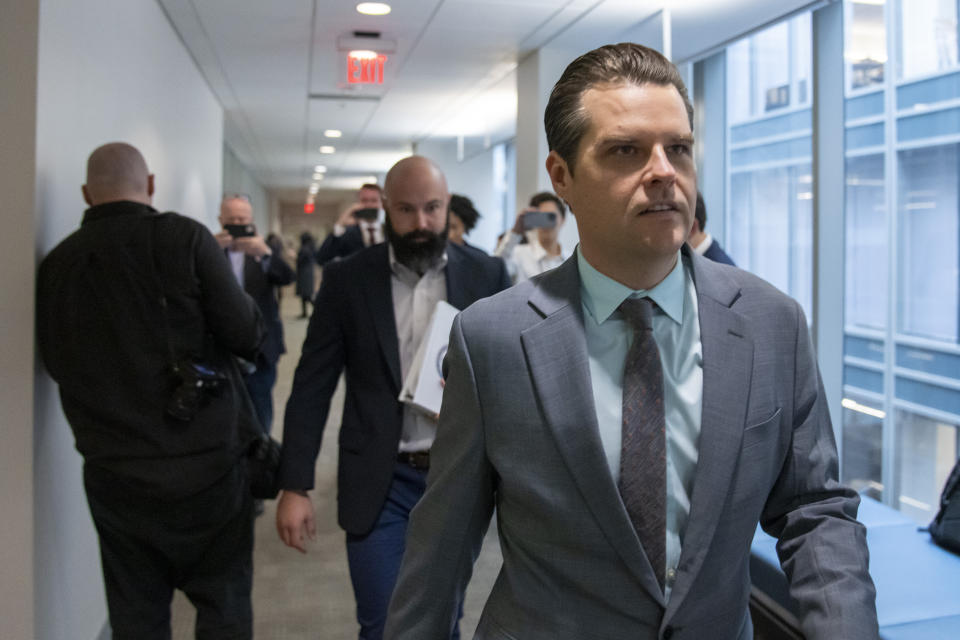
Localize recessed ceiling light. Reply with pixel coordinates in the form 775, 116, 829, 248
356, 2, 391, 16
312, 172, 325, 180
313, 165, 327, 173
324, 129, 343, 138
348, 50, 379, 60
319, 145, 335, 154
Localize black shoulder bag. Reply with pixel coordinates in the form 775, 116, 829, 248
147, 215, 281, 499
928, 458, 960, 554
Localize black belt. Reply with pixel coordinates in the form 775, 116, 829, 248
397, 450, 430, 471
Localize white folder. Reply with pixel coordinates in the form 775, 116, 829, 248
398, 300, 459, 416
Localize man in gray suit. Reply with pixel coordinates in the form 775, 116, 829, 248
384, 43, 878, 640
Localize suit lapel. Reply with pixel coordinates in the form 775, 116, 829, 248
360, 245, 402, 392
444, 245, 472, 310
521, 258, 667, 607
665, 252, 753, 620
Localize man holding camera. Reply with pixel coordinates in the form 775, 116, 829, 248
494, 191, 569, 283
315, 182, 384, 265
37, 142, 265, 639
217, 196, 295, 435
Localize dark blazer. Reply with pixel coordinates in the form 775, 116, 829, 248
386, 248, 877, 639
241, 253, 295, 364
703, 238, 736, 266
315, 225, 366, 265
279, 241, 511, 535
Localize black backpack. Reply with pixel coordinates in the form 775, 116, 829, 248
928, 458, 960, 554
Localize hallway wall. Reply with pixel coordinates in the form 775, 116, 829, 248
32, 0, 224, 638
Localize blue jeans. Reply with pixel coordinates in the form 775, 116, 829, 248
244, 359, 277, 434
346, 462, 462, 640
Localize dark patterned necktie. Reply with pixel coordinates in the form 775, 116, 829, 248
618, 296, 666, 588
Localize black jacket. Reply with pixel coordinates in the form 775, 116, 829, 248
279, 241, 511, 534
37, 201, 265, 499
239, 251, 295, 365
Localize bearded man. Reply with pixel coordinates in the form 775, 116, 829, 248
275, 156, 510, 640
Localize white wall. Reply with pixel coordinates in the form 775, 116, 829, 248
417, 138, 505, 254
0, 1, 39, 638
33, 0, 224, 638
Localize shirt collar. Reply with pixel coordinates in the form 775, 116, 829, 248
577, 246, 685, 326
692, 232, 713, 256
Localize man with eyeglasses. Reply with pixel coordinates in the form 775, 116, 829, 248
217, 195, 295, 436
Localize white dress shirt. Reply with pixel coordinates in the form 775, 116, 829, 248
494, 231, 567, 283
389, 245, 447, 452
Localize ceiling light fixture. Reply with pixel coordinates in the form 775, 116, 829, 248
348, 50, 378, 60
356, 2, 391, 16
324, 129, 343, 138
319, 145, 336, 154
312, 172, 325, 180
313, 165, 327, 173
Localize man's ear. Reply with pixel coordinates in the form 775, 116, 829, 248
81, 185, 93, 206
147, 174, 155, 198
545, 150, 571, 200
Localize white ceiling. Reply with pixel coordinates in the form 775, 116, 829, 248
159, 0, 823, 204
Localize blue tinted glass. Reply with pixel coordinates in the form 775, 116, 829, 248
896, 345, 960, 380
897, 377, 960, 415
897, 71, 960, 110
846, 92, 885, 120
730, 109, 811, 143
730, 137, 812, 166
845, 123, 885, 149
844, 365, 884, 393
845, 336, 885, 363
897, 107, 960, 142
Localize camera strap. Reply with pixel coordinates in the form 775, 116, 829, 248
146, 214, 179, 371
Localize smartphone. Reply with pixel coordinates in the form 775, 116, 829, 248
523, 210, 558, 230
354, 207, 380, 222
225, 223, 256, 238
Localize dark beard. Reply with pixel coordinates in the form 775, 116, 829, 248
384, 215, 448, 276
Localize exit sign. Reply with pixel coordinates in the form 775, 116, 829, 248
347, 53, 386, 84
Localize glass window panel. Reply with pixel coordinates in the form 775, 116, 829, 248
846, 0, 887, 91
845, 154, 887, 330
897, 144, 960, 342
755, 23, 792, 114
841, 395, 885, 501
727, 39, 752, 123
899, 0, 959, 79
792, 13, 813, 105
894, 409, 958, 524
727, 165, 813, 318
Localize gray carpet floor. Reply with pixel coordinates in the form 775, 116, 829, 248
171, 289, 503, 639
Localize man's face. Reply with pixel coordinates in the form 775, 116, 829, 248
358, 187, 382, 209
219, 198, 253, 227
548, 82, 696, 267
384, 173, 448, 238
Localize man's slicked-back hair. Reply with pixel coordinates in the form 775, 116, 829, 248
544, 42, 693, 174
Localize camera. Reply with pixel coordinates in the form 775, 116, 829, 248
522, 210, 557, 230
165, 360, 227, 422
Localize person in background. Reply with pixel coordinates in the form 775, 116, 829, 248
216, 196, 296, 435
447, 193, 484, 253
296, 231, 317, 318
316, 183, 384, 265
275, 156, 510, 640
37, 142, 263, 639
687, 191, 735, 266
494, 191, 570, 283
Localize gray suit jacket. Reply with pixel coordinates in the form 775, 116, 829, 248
385, 248, 878, 640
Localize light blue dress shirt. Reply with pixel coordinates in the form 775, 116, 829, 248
578, 248, 703, 599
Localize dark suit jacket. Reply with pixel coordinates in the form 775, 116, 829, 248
279, 241, 511, 535
703, 237, 736, 266
241, 253, 295, 365
315, 225, 366, 266
386, 248, 877, 639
